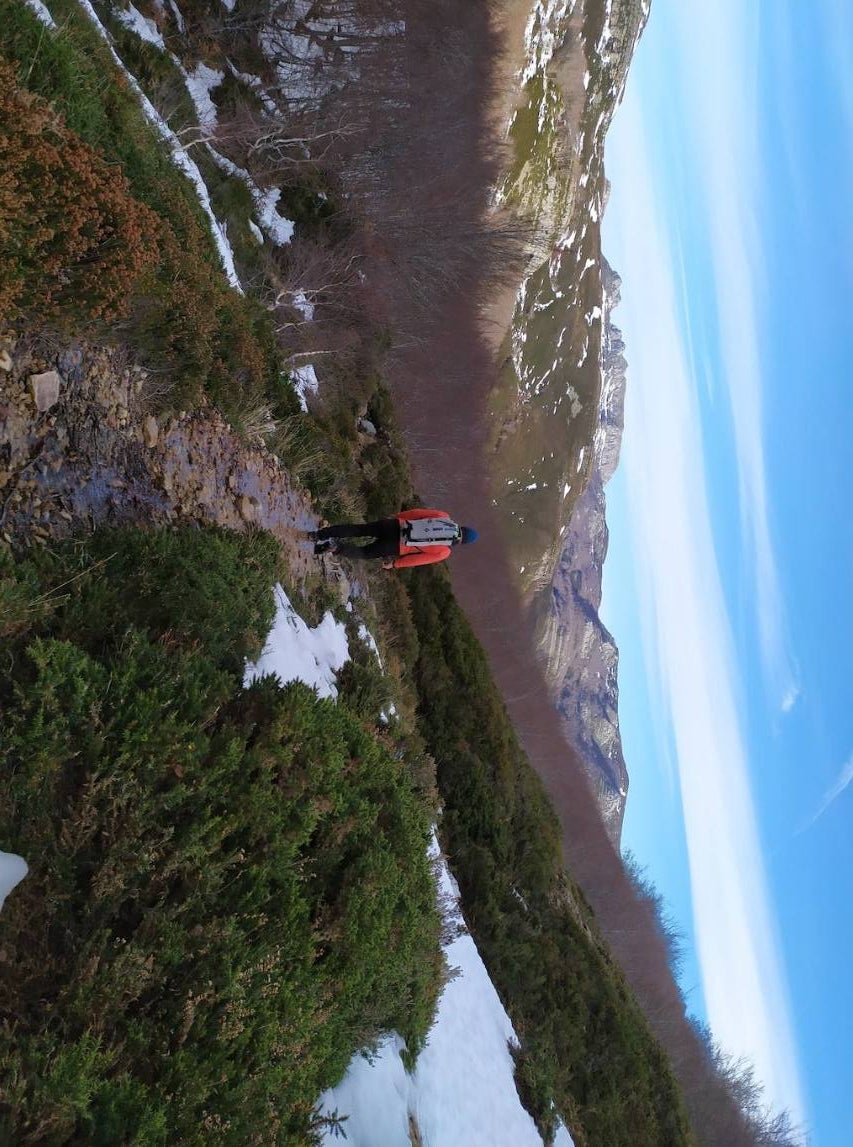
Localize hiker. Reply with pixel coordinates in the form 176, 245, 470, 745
313, 508, 478, 569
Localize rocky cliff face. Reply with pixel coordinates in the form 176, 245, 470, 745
490, 0, 649, 841
536, 259, 629, 843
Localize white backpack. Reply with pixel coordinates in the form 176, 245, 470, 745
403, 517, 461, 547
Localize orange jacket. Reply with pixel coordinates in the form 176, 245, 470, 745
392, 509, 454, 569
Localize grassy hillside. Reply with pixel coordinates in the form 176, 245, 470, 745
0, 528, 442, 1145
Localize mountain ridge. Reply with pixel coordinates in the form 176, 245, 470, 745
489, 0, 648, 840
534, 255, 629, 842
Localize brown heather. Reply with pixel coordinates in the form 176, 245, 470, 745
0, 59, 161, 324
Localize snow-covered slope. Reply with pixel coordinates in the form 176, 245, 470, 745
319, 842, 575, 1147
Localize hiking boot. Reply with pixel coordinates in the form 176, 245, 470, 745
314, 538, 338, 555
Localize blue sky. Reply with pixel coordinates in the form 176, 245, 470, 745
600, 2, 853, 1143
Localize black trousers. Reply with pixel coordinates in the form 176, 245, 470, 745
316, 518, 401, 560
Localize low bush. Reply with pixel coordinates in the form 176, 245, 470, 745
0, 58, 160, 324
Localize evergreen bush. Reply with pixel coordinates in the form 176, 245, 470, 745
0, 528, 442, 1145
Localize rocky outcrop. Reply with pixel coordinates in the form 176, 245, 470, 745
29, 370, 62, 413
0, 334, 326, 591
536, 260, 629, 843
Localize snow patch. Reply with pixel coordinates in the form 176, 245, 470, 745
244, 584, 349, 700
0, 852, 28, 912
378, 701, 398, 725
256, 4, 397, 108
522, 0, 573, 83
114, 3, 165, 49
576, 340, 588, 369
224, 59, 278, 114
357, 622, 382, 668
290, 365, 319, 412
167, 0, 185, 33
292, 291, 315, 322
23, 0, 55, 26
254, 187, 295, 246
319, 837, 573, 1146
597, 0, 614, 55
184, 61, 223, 128
76, 0, 243, 291
206, 150, 296, 248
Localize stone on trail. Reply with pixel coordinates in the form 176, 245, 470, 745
142, 415, 159, 448
29, 371, 62, 412
239, 494, 259, 522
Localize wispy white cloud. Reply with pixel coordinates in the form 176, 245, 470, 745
661, 1, 798, 713
603, 53, 806, 1128
797, 755, 853, 834
781, 684, 800, 714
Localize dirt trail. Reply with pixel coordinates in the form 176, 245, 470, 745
0, 333, 330, 589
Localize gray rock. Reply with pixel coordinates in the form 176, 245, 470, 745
358, 417, 377, 437
29, 371, 62, 412
0, 349, 12, 372
239, 494, 258, 522
142, 415, 159, 448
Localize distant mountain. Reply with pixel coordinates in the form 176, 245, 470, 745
534, 258, 629, 843
490, 0, 649, 842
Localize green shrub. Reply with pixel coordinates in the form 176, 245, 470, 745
359, 401, 412, 520
0, 528, 442, 1145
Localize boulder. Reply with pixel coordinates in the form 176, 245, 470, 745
29, 371, 62, 412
